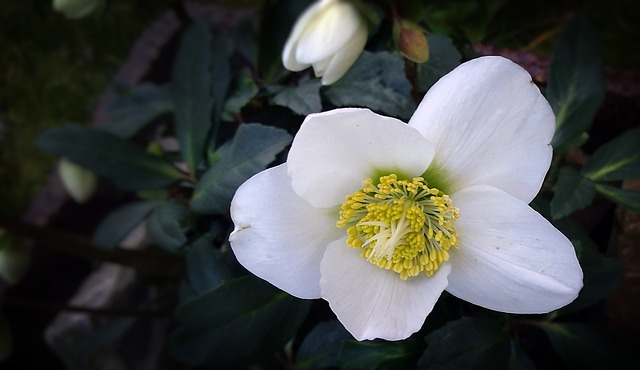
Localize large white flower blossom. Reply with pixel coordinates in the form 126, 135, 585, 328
282, 0, 368, 85
229, 56, 583, 341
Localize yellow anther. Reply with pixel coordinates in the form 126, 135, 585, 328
337, 173, 459, 280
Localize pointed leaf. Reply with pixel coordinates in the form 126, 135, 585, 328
547, 16, 605, 152
272, 78, 322, 116
583, 126, 640, 181
190, 123, 292, 215
323, 51, 416, 120
146, 201, 191, 252
222, 68, 259, 121
185, 234, 232, 295
550, 166, 596, 219
595, 184, 640, 212
36, 124, 183, 190
92, 201, 160, 249
103, 83, 173, 139
172, 20, 232, 172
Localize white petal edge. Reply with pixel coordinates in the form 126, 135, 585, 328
229, 164, 343, 299
294, 1, 363, 65
318, 23, 368, 85
287, 108, 435, 208
282, 0, 330, 71
446, 185, 583, 313
409, 56, 555, 203
320, 238, 451, 341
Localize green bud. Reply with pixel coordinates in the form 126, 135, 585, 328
393, 18, 430, 64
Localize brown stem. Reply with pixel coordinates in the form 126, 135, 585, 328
0, 215, 184, 278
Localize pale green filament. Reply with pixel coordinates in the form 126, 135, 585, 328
337, 174, 459, 280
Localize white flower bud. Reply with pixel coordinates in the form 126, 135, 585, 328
282, 0, 368, 85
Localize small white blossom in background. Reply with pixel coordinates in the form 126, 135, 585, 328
53, 0, 104, 19
229, 56, 583, 341
282, 0, 368, 85
59, 158, 97, 203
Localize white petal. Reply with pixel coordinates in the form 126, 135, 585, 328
447, 185, 583, 313
295, 1, 363, 65
320, 238, 451, 340
229, 164, 343, 299
409, 56, 555, 203
287, 108, 435, 208
318, 23, 368, 85
282, 0, 329, 71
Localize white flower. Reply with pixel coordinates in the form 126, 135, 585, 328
229, 56, 583, 341
282, 0, 368, 85
53, 0, 104, 19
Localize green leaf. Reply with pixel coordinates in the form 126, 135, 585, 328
222, 68, 259, 121
540, 323, 616, 369
418, 316, 510, 370
272, 78, 322, 116
170, 275, 310, 367
295, 320, 351, 370
582, 126, 640, 181
172, 20, 232, 172
417, 34, 462, 92
146, 201, 190, 251
547, 16, 605, 152
340, 337, 424, 370
191, 123, 292, 215
103, 83, 173, 139
508, 340, 536, 370
91, 201, 160, 249
595, 184, 640, 212
185, 234, 232, 295
323, 51, 416, 120
562, 254, 623, 313
550, 166, 596, 219
36, 124, 183, 190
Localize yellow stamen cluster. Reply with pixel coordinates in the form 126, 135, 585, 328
337, 174, 459, 280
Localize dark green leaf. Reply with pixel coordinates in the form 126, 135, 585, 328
170, 276, 310, 367
417, 34, 462, 92
92, 201, 160, 249
172, 20, 232, 172
103, 83, 173, 139
296, 320, 351, 370
582, 126, 640, 181
508, 340, 536, 370
185, 234, 232, 295
540, 323, 616, 369
36, 124, 183, 190
272, 78, 322, 116
550, 166, 596, 219
562, 254, 623, 313
222, 68, 259, 121
146, 201, 190, 251
323, 51, 416, 120
595, 184, 640, 212
340, 336, 424, 370
191, 123, 292, 215
547, 16, 605, 152
74, 317, 136, 361
418, 316, 509, 370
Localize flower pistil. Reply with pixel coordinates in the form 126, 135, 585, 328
338, 174, 459, 280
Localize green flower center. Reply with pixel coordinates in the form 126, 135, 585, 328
337, 174, 459, 280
